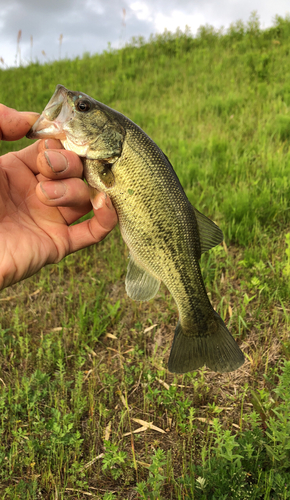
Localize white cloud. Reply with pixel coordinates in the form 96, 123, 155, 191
130, 1, 153, 21
85, 0, 105, 16
154, 10, 207, 33
1, 0, 290, 68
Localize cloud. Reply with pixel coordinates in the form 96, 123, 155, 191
130, 1, 154, 22
0, 0, 290, 68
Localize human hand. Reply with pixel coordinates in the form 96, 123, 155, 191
0, 104, 118, 291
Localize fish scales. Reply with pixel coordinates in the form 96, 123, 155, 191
86, 118, 211, 327
27, 85, 245, 374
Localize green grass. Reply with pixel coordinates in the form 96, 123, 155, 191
1, 11, 290, 499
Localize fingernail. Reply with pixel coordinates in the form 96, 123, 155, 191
19, 111, 40, 126
45, 139, 63, 150
44, 151, 68, 173
40, 181, 67, 199
105, 195, 114, 210
92, 192, 106, 210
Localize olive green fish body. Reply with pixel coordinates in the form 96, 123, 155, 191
27, 85, 244, 374
85, 120, 212, 323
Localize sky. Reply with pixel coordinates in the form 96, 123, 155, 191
0, 0, 290, 68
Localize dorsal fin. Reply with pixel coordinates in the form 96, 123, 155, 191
193, 207, 223, 253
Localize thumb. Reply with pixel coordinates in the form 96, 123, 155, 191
0, 104, 39, 141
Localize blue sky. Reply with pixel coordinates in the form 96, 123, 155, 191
0, 0, 289, 68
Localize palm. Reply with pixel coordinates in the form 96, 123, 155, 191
0, 152, 71, 288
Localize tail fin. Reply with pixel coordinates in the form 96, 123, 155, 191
168, 315, 244, 374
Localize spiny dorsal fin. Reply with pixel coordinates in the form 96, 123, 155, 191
125, 255, 161, 301
193, 207, 223, 253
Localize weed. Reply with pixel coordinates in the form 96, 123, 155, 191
102, 441, 130, 481
135, 448, 167, 499
1, 12, 290, 499
283, 233, 290, 278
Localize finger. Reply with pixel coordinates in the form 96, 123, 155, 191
51, 191, 117, 227
37, 149, 84, 180
13, 140, 42, 174
16, 138, 65, 175
38, 138, 64, 152
66, 197, 118, 253
91, 192, 118, 231
36, 176, 118, 229
0, 104, 39, 141
36, 177, 92, 211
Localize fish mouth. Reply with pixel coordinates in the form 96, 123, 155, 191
27, 85, 73, 140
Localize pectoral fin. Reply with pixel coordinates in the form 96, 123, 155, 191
125, 255, 161, 301
193, 207, 223, 253
83, 158, 115, 189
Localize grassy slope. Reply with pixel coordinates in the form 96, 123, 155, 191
1, 13, 290, 499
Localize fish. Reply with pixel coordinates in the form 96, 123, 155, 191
27, 84, 244, 374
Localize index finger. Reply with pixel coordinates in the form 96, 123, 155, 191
0, 103, 39, 141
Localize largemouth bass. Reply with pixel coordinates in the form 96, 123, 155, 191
27, 85, 244, 373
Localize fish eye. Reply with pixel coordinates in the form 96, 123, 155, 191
76, 100, 91, 112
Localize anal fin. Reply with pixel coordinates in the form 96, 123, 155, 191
125, 255, 161, 301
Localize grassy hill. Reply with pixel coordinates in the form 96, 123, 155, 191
1, 12, 290, 499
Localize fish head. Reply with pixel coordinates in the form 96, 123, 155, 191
27, 84, 124, 159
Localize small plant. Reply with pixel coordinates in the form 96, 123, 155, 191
283, 233, 290, 278
135, 448, 167, 499
263, 361, 290, 468
102, 493, 116, 500
177, 362, 290, 499
3, 13, 290, 498
102, 441, 128, 480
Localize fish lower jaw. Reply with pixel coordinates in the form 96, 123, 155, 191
44, 126, 67, 140
61, 138, 89, 157
27, 120, 67, 140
